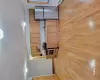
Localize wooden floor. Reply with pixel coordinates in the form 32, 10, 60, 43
32, 75, 59, 80
54, 0, 100, 80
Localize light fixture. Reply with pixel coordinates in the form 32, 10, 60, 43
0, 29, 4, 40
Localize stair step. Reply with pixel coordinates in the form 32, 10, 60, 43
32, 75, 59, 80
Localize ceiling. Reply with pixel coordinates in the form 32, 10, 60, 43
22, 0, 59, 9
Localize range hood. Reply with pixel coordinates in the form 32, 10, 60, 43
27, 0, 49, 4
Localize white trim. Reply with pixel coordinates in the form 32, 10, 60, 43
32, 74, 55, 78
28, 0, 48, 3
28, 77, 32, 80
40, 21, 46, 56
25, 8, 33, 60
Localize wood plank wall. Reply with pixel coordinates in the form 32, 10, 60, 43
46, 20, 59, 48
54, 0, 100, 80
29, 9, 40, 57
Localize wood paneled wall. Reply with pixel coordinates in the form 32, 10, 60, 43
54, 0, 100, 80
29, 9, 40, 57
46, 20, 59, 48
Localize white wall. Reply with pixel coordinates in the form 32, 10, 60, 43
24, 8, 53, 78
28, 58, 52, 77
22, 0, 59, 9
0, 0, 28, 80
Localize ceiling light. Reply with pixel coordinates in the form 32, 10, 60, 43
0, 29, 4, 40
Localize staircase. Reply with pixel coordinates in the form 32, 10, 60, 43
29, 9, 41, 57
29, 9, 59, 58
